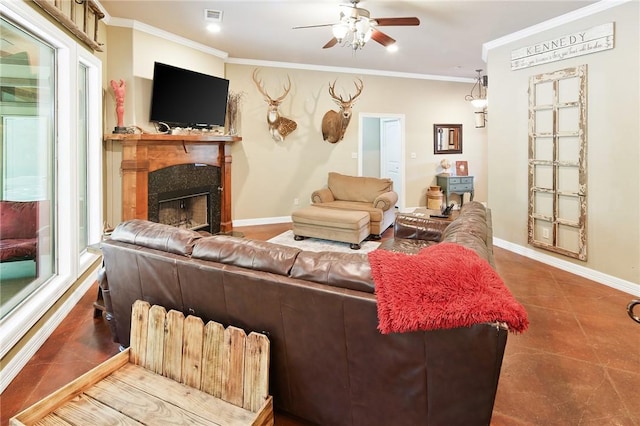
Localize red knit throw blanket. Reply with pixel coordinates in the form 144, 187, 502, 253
368, 243, 529, 334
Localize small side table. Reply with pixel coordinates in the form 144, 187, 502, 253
437, 174, 474, 206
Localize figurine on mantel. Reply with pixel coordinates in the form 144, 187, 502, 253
110, 79, 127, 134
439, 158, 452, 175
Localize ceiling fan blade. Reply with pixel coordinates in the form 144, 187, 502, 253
323, 37, 339, 49
373, 17, 420, 26
292, 23, 335, 29
371, 29, 396, 47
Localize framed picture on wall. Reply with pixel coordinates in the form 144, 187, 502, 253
456, 161, 468, 176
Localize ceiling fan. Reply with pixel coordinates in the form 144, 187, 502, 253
293, 0, 420, 50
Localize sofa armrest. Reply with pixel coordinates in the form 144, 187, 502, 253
311, 188, 335, 204
373, 191, 398, 211
394, 214, 450, 242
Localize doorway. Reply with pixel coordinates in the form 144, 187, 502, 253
358, 113, 405, 209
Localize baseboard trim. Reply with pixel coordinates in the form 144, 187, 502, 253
493, 238, 639, 297
233, 216, 292, 227
232, 208, 421, 228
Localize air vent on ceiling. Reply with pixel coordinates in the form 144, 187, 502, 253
204, 9, 223, 22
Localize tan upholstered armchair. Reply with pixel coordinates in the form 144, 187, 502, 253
311, 172, 398, 238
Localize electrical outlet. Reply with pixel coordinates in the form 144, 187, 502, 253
351, 152, 358, 159
542, 228, 550, 239
410, 152, 417, 159
294, 198, 299, 206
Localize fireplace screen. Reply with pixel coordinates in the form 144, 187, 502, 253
148, 164, 221, 234
158, 192, 209, 231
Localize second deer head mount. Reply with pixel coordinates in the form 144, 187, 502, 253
321, 78, 364, 143
252, 68, 297, 142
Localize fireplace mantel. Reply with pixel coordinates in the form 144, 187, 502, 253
104, 133, 241, 233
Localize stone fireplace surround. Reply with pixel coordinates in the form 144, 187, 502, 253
148, 164, 220, 233
104, 134, 241, 233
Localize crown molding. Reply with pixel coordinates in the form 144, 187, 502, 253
482, 0, 631, 61
101, 13, 471, 83
226, 57, 474, 83
106, 17, 228, 59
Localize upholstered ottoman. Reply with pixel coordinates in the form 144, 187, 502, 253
291, 206, 370, 250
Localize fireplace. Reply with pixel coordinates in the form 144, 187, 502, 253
158, 192, 209, 231
148, 164, 221, 234
104, 133, 241, 233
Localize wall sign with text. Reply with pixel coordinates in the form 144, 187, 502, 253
511, 23, 614, 70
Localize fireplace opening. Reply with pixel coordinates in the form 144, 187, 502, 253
148, 164, 221, 234
158, 192, 209, 231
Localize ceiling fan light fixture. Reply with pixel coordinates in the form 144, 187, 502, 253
363, 28, 373, 43
355, 17, 369, 34
386, 43, 398, 53
332, 23, 349, 41
295, 0, 419, 52
356, 20, 372, 44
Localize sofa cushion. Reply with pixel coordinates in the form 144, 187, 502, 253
441, 202, 489, 244
290, 251, 375, 293
0, 239, 37, 261
328, 172, 393, 203
378, 238, 439, 254
0, 201, 37, 239
193, 235, 301, 276
459, 200, 487, 218
111, 219, 202, 256
440, 201, 491, 263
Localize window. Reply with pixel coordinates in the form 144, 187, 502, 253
0, 17, 56, 317
0, 1, 103, 392
78, 64, 89, 252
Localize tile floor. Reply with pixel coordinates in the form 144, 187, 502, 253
1, 223, 638, 425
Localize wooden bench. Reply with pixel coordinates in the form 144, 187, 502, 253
11, 300, 273, 426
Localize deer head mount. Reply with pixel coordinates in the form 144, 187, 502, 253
252, 68, 297, 142
321, 78, 364, 143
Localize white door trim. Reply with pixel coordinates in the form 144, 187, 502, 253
358, 112, 406, 209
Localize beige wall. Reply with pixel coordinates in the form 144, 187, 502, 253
486, 1, 639, 286
104, 26, 134, 131
101, 22, 488, 224
102, 27, 226, 226
225, 64, 487, 221
104, 27, 225, 132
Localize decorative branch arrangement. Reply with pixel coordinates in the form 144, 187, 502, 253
226, 91, 244, 135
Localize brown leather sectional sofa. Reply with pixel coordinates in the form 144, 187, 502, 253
99, 201, 507, 425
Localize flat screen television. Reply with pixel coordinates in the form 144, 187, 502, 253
149, 62, 229, 129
